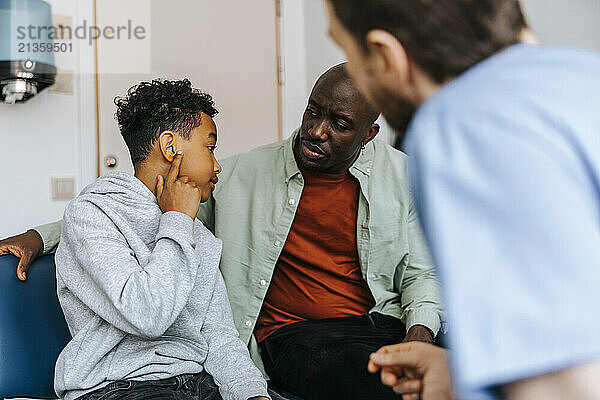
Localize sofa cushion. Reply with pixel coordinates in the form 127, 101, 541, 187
0, 255, 71, 398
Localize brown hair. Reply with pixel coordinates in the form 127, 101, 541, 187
329, 0, 527, 83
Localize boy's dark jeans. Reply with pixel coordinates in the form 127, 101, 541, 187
76, 371, 288, 400
260, 313, 408, 400
75, 372, 220, 400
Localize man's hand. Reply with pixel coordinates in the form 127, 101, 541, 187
368, 342, 453, 400
385, 325, 435, 399
0, 229, 44, 281
404, 325, 434, 344
156, 152, 203, 220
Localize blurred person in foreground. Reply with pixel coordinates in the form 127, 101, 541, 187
326, 0, 600, 399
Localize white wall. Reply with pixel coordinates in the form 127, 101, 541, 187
279, 0, 307, 138
521, 0, 600, 52
302, 0, 346, 95
0, 0, 96, 238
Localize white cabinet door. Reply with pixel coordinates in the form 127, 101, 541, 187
96, 0, 280, 175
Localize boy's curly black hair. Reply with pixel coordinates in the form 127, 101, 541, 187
114, 79, 218, 166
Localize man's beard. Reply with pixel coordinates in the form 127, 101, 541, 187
294, 136, 328, 172
297, 156, 325, 171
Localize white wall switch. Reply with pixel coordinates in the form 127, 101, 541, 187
51, 177, 75, 201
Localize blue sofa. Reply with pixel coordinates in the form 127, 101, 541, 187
0, 254, 70, 399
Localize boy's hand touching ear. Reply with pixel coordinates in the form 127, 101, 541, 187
156, 152, 202, 220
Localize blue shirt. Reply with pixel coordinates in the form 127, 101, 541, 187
405, 44, 600, 398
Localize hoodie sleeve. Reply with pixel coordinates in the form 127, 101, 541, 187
201, 271, 270, 400
57, 198, 200, 339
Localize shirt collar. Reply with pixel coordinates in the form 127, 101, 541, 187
283, 128, 375, 183
283, 129, 302, 182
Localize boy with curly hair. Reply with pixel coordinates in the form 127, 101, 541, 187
53, 79, 272, 400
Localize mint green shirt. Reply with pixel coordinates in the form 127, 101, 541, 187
36, 131, 445, 375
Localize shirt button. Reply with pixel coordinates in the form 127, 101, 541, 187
245, 320, 252, 327
366, 168, 371, 173
274, 240, 282, 247
289, 198, 296, 206
260, 279, 267, 286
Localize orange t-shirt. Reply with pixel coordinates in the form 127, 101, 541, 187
255, 167, 375, 343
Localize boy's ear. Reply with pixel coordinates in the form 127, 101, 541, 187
158, 131, 177, 162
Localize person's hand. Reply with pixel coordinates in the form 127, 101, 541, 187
404, 325, 434, 344
368, 342, 453, 400
156, 152, 203, 220
384, 325, 435, 399
0, 229, 44, 281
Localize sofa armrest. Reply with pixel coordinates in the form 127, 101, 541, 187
0, 254, 71, 398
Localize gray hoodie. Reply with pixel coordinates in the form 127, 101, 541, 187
54, 172, 269, 400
